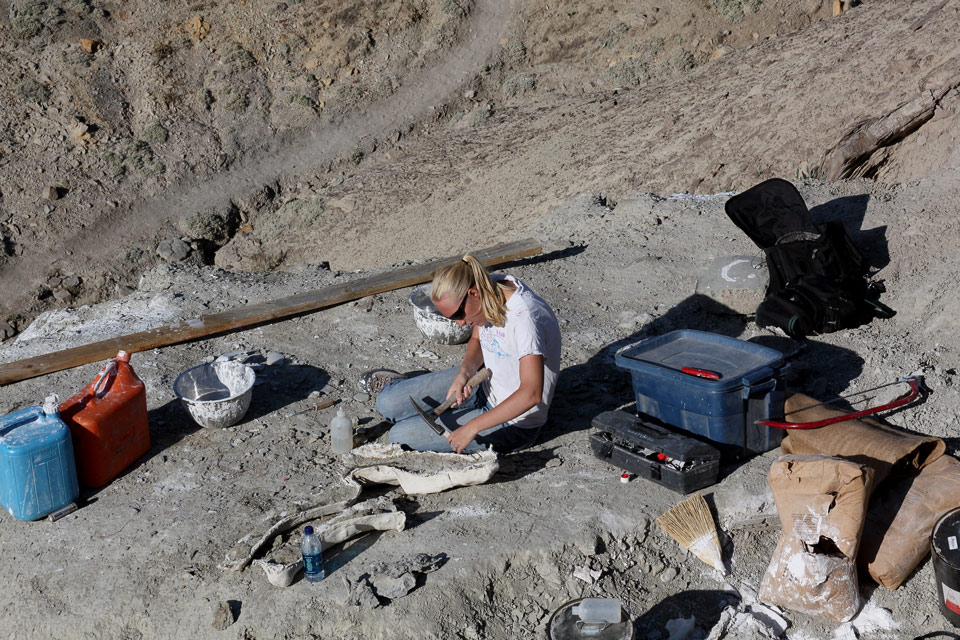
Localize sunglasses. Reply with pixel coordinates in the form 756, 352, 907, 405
444, 292, 469, 321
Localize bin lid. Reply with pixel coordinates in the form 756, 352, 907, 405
616, 330, 784, 383
932, 507, 960, 570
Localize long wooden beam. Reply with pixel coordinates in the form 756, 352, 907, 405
0, 238, 542, 386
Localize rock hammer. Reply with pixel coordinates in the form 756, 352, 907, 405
408, 369, 492, 436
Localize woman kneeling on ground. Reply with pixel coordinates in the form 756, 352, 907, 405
367, 255, 561, 454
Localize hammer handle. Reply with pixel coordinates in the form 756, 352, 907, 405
434, 368, 491, 415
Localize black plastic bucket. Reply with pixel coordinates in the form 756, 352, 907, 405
931, 506, 960, 627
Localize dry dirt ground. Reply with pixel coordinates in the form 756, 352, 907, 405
3, 1, 960, 639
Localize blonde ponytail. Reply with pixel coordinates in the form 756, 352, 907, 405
430, 255, 510, 327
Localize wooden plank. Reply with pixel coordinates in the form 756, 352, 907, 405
0, 238, 542, 386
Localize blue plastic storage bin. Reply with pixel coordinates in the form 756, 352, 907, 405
615, 330, 789, 454
0, 406, 79, 521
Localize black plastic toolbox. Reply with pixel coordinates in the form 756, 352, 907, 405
590, 410, 721, 494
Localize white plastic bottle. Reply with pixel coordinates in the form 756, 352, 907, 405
301, 525, 325, 582
330, 407, 353, 454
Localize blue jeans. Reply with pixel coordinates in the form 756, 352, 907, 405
377, 366, 541, 454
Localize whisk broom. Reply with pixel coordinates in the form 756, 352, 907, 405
655, 493, 726, 573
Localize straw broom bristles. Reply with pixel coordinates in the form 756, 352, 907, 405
656, 493, 726, 573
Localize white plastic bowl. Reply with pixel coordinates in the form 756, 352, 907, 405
173, 360, 255, 428
408, 285, 472, 345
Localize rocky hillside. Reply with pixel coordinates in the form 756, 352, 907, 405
1, 0, 958, 340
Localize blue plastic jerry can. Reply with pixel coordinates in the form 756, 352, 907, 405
0, 400, 80, 521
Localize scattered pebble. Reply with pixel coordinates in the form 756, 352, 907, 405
265, 351, 285, 365
573, 565, 601, 584
157, 238, 191, 263
353, 392, 370, 402
660, 566, 679, 583
414, 349, 439, 360
0, 319, 16, 339
79, 38, 101, 54
211, 600, 236, 630
53, 289, 74, 303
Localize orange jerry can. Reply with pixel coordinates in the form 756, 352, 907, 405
59, 350, 151, 488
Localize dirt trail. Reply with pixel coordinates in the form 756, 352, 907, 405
0, 0, 517, 324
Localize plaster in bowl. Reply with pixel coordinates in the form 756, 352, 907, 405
408, 285, 472, 345
173, 360, 255, 428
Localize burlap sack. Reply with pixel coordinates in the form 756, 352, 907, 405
759, 455, 872, 623
859, 454, 960, 589
781, 392, 944, 486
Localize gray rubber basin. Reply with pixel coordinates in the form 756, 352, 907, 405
173, 360, 255, 428
408, 285, 472, 345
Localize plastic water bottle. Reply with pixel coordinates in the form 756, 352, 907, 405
572, 598, 621, 636
330, 407, 353, 454
301, 525, 325, 582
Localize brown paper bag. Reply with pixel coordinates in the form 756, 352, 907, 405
859, 454, 960, 589
759, 455, 872, 622
781, 392, 944, 486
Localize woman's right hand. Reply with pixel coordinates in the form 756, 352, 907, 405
446, 369, 474, 407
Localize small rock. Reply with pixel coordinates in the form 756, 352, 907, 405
78, 38, 101, 54
53, 288, 74, 303
156, 237, 191, 262
308, 390, 322, 398
265, 351, 285, 366
574, 532, 602, 557
370, 572, 417, 599
186, 14, 210, 41
660, 566, 679, 583
573, 565, 601, 584
353, 392, 370, 402
62, 275, 81, 290
464, 89, 476, 99
413, 349, 439, 360
211, 600, 236, 630
42, 185, 59, 201
342, 575, 382, 609
0, 319, 16, 339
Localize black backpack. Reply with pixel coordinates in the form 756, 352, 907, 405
724, 178, 893, 338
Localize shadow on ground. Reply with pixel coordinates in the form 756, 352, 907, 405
539, 293, 867, 478
634, 589, 740, 636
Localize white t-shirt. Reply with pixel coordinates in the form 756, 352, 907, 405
478, 275, 561, 428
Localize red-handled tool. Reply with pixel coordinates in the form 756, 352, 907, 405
757, 375, 924, 430
681, 367, 721, 380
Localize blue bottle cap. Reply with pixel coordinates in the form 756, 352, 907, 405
304, 525, 314, 535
